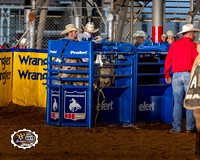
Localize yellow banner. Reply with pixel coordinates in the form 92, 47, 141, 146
12, 51, 47, 107
0, 51, 12, 106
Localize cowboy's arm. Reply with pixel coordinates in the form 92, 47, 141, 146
164, 46, 173, 83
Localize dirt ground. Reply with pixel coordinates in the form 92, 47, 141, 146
0, 103, 196, 160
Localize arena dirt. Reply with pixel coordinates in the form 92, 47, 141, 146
0, 103, 196, 160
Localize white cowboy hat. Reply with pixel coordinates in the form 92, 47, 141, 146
161, 30, 176, 42
60, 24, 82, 35
84, 22, 99, 33
133, 31, 147, 39
177, 24, 200, 35
17, 38, 27, 45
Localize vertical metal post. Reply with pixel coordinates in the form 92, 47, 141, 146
72, 1, 82, 31
30, 0, 36, 49
190, 0, 194, 24
152, 0, 163, 43
107, 14, 114, 42
130, 0, 134, 44
24, 0, 31, 48
74, 16, 81, 31
36, 0, 49, 49
163, 0, 166, 36
190, 0, 194, 12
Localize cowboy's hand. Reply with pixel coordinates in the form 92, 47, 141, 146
165, 78, 172, 84
197, 44, 200, 53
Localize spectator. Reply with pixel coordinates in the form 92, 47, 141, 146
161, 30, 177, 44
164, 24, 200, 134
78, 21, 99, 42
133, 30, 147, 46
60, 24, 81, 40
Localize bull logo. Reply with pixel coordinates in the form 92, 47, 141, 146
69, 98, 81, 112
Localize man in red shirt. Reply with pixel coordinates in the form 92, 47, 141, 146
164, 24, 200, 133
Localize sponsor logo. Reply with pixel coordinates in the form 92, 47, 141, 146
19, 55, 47, 66
0, 56, 11, 70
0, 56, 11, 85
18, 70, 47, 80
11, 129, 38, 149
18, 55, 47, 80
50, 50, 57, 54
100, 100, 114, 111
64, 91, 86, 121
70, 51, 88, 54
139, 101, 155, 111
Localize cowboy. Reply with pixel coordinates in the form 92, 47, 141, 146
78, 22, 99, 62
60, 24, 82, 40
52, 24, 81, 85
164, 24, 200, 134
133, 30, 147, 46
161, 30, 177, 44
77, 22, 99, 42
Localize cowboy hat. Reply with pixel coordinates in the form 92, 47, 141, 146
60, 24, 82, 35
133, 31, 147, 39
17, 38, 27, 45
177, 24, 200, 35
161, 30, 176, 42
84, 22, 99, 33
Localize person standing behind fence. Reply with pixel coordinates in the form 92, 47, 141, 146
161, 30, 177, 44
52, 24, 81, 85
133, 30, 147, 46
78, 22, 99, 62
164, 24, 200, 134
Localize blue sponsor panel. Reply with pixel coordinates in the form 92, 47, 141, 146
94, 88, 131, 124
61, 87, 88, 126
48, 40, 68, 57
46, 86, 60, 126
137, 85, 173, 123
62, 41, 90, 58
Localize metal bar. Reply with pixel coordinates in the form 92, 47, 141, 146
94, 74, 131, 77
93, 2, 107, 28
29, 0, 36, 49
14, 28, 29, 48
59, 71, 89, 74
130, 0, 134, 44
137, 73, 165, 76
190, 0, 194, 12
123, 2, 147, 42
36, 0, 49, 49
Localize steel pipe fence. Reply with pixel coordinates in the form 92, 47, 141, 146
0, 8, 199, 49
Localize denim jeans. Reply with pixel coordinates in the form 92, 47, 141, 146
172, 72, 194, 131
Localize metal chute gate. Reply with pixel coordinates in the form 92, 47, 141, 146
135, 41, 173, 123
46, 40, 136, 128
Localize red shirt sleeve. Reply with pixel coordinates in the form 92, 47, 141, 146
164, 45, 173, 79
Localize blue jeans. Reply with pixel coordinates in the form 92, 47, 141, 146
172, 72, 194, 131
